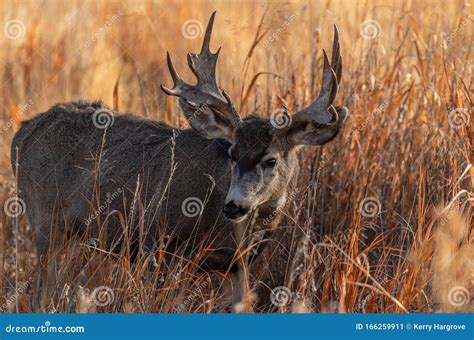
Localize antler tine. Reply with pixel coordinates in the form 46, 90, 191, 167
319, 49, 339, 110
201, 11, 216, 55
160, 52, 184, 96
187, 11, 221, 96
287, 26, 342, 126
331, 25, 342, 84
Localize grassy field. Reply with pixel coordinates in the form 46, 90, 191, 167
0, 0, 472, 313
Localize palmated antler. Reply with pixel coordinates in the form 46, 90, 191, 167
288, 25, 343, 126
161, 12, 242, 128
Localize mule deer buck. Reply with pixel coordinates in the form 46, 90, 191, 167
11, 12, 346, 311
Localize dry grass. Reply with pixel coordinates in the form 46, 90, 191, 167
0, 0, 472, 313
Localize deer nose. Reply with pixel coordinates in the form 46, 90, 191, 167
223, 201, 249, 220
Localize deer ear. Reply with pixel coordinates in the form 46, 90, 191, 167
179, 98, 235, 141
285, 106, 348, 146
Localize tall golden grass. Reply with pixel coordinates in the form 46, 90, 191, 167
0, 0, 472, 313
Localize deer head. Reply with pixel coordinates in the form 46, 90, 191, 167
162, 12, 347, 222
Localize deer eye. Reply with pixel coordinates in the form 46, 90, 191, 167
264, 158, 277, 168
